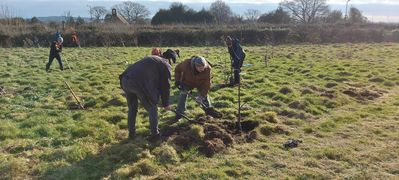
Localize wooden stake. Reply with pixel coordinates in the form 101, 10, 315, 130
64, 81, 85, 109
237, 73, 242, 132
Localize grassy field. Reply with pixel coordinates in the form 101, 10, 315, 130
0, 44, 398, 179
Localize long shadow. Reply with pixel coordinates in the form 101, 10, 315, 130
41, 137, 159, 179
41, 92, 189, 179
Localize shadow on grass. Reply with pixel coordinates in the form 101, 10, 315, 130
41, 137, 163, 179
41, 90, 213, 179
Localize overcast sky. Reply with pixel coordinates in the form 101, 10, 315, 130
3, 0, 399, 4
92, 0, 399, 4
2, 0, 399, 22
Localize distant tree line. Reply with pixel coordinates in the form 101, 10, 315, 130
0, 0, 375, 27
83, 0, 368, 25
0, 0, 369, 27
151, 3, 215, 25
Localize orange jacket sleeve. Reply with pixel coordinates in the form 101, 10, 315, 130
199, 68, 211, 97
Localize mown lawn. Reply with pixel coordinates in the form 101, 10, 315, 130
0, 44, 398, 179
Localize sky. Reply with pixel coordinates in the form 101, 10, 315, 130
93, 0, 399, 4
1, 0, 399, 22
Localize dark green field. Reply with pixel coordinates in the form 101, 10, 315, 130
1, 44, 398, 179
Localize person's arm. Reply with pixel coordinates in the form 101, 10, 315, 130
58, 44, 63, 53
174, 63, 183, 82
50, 42, 56, 51
199, 68, 211, 97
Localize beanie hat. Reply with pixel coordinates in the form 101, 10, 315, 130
57, 37, 63, 43
192, 56, 207, 68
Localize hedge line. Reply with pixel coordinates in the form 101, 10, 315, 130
1, 25, 398, 47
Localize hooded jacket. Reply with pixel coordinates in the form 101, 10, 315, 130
175, 58, 211, 97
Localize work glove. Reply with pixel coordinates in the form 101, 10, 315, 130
175, 80, 182, 90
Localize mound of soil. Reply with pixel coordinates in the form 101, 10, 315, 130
325, 82, 338, 88
342, 87, 384, 101
306, 85, 336, 99
336, 71, 353, 76
199, 138, 226, 157
279, 87, 293, 94
245, 131, 259, 142
288, 101, 306, 110
300, 88, 314, 95
160, 117, 260, 157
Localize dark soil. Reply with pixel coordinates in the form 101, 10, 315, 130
306, 85, 336, 99
279, 87, 293, 94
288, 101, 306, 110
342, 87, 384, 101
103, 98, 124, 107
159, 116, 260, 157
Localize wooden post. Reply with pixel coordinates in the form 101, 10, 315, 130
62, 21, 65, 31
64, 81, 85, 109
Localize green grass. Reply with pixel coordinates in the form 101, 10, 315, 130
1, 44, 399, 179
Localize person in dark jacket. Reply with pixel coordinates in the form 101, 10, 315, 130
151, 48, 180, 65
46, 37, 64, 72
225, 36, 245, 85
162, 49, 180, 65
119, 56, 172, 141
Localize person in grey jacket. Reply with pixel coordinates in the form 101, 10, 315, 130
119, 55, 171, 141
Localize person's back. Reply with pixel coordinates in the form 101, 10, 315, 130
225, 36, 245, 85
174, 58, 211, 97
120, 55, 171, 141
229, 38, 245, 66
122, 56, 170, 84
122, 56, 171, 105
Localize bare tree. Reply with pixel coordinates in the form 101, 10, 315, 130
89, 6, 107, 22
113, 1, 150, 24
244, 9, 260, 23
0, 5, 11, 19
280, 0, 329, 24
1, 4, 15, 25
348, 7, 367, 24
64, 11, 75, 25
209, 0, 232, 24
325, 10, 343, 23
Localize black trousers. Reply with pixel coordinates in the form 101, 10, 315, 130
46, 54, 63, 71
121, 76, 159, 137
